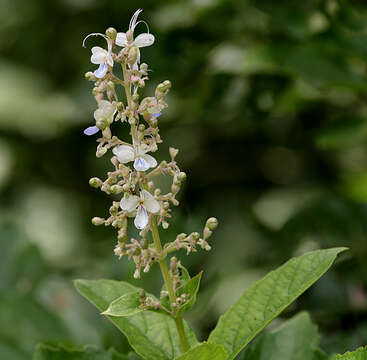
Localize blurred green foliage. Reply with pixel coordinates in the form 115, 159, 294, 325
1, 0, 367, 358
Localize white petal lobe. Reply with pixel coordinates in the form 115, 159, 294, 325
115, 32, 127, 47
141, 154, 157, 169
113, 145, 135, 163
134, 205, 149, 229
120, 195, 140, 212
142, 190, 160, 214
91, 52, 106, 64
134, 33, 155, 48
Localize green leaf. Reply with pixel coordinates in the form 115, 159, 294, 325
314, 348, 329, 360
0, 292, 70, 354
177, 272, 202, 315
315, 117, 367, 150
240, 312, 320, 360
33, 343, 128, 359
208, 247, 347, 360
332, 346, 367, 360
74, 279, 198, 360
102, 291, 144, 317
173, 343, 227, 360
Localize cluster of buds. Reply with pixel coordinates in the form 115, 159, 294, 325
84, 9, 218, 280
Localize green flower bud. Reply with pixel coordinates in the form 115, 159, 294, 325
85, 72, 95, 81
122, 184, 131, 192
206, 217, 219, 231
96, 118, 109, 130
128, 46, 138, 65
96, 146, 107, 157
92, 217, 105, 226
116, 102, 124, 111
89, 177, 102, 188
107, 81, 115, 91
191, 232, 200, 240
106, 27, 117, 40
138, 124, 145, 132
178, 172, 186, 182
110, 185, 123, 194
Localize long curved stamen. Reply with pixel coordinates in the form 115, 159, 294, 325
134, 20, 150, 34
82, 32, 109, 48
129, 9, 143, 32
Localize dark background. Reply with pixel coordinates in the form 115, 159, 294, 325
1, 0, 367, 358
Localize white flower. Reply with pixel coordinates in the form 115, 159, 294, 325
83, 100, 115, 136
115, 9, 155, 67
91, 45, 113, 78
113, 144, 157, 172
83, 33, 113, 78
120, 190, 160, 229
94, 100, 115, 123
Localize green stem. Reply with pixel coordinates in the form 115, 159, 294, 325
150, 217, 190, 353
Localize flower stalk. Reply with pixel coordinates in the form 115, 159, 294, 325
84, 9, 218, 355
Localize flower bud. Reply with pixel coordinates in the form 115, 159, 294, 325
177, 233, 187, 240
169, 147, 179, 160
85, 72, 95, 81
170, 262, 177, 274
126, 30, 133, 42
138, 124, 145, 132
155, 80, 172, 99
206, 217, 219, 231
106, 27, 117, 40
162, 221, 169, 229
139, 289, 146, 300
191, 232, 200, 240
96, 118, 109, 130
92, 217, 105, 226
102, 127, 112, 139
116, 102, 124, 111
110, 185, 123, 194
178, 172, 186, 182
107, 81, 115, 91
89, 177, 102, 188
128, 47, 138, 65
140, 63, 148, 72
96, 146, 107, 157
122, 184, 131, 192
171, 184, 180, 194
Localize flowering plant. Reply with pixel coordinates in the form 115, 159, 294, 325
34, 9, 366, 360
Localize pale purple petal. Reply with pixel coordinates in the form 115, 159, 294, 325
141, 154, 157, 169
134, 157, 150, 171
83, 126, 100, 136
94, 62, 108, 78
152, 112, 162, 118
134, 205, 149, 229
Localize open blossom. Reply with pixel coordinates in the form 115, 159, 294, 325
84, 100, 115, 136
91, 44, 113, 78
120, 190, 160, 229
115, 9, 154, 67
113, 144, 157, 171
